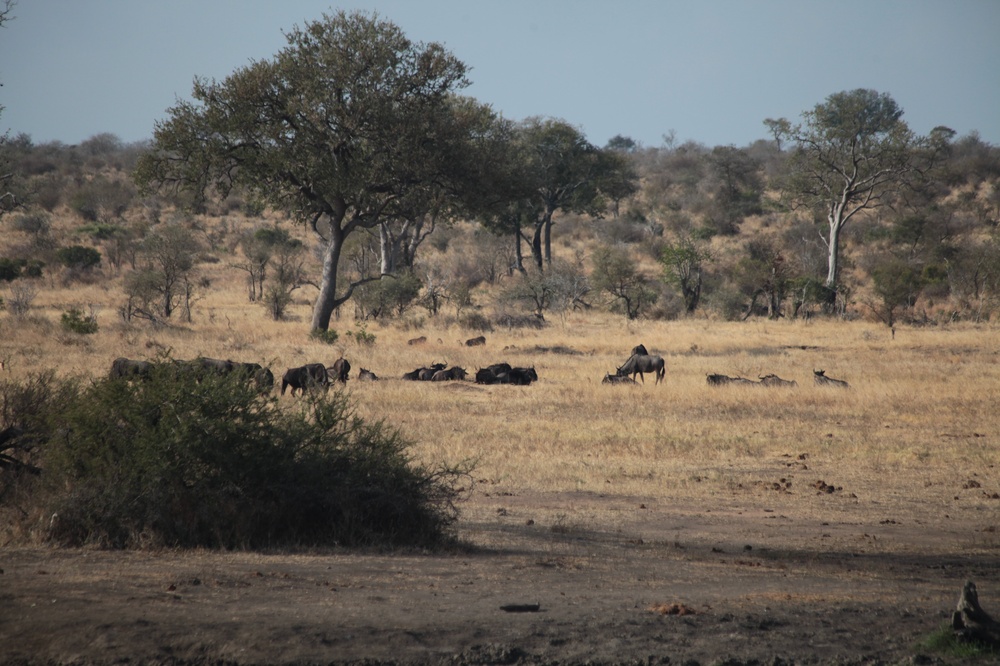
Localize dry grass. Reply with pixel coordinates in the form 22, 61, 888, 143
4, 274, 998, 530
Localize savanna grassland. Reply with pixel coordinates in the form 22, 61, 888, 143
2, 229, 1000, 663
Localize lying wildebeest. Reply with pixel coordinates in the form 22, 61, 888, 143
759, 373, 797, 387
602, 373, 637, 385
281, 363, 329, 395
813, 369, 849, 388
431, 366, 468, 381
328, 357, 351, 383
109, 357, 153, 380
617, 354, 666, 385
358, 368, 379, 381
478, 365, 537, 385
407, 336, 427, 346
465, 335, 486, 347
707, 373, 757, 386
402, 363, 447, 381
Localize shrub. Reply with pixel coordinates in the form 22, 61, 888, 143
60, 307, 98, 335
310, 328, 340, 345
346, 326, 377, 346
56, 245, 102, 271
6, 370, 467, 549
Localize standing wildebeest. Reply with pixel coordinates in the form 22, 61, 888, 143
617, 354, 665, 385
813, 369, 849, 388
631, 344, 649, 357
328, 357, 351, 383
109, 357, 153, 380
358, 368, 379, 381
235, 362, 274, 391
281, 363, 329, 395
431, 366, 468, 381
465, 335, 486, 347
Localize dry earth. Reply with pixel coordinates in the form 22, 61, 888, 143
3, 478, 998, 665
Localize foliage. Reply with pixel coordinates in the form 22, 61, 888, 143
346, 326, 377, 346
869, 257, 924, 327
660, 236, 710, 314
134, 10, 509, 333
499, 260, 589, 318
768, 89, 930, 289
1, 370, 467, 549
56, 245, 102, 271
310, 329, 340, 345
591, 245, 657, 320
60, 307, 98, 335
353, 273, 422, 321
122, 223, 200, 322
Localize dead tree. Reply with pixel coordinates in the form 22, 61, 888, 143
952, 580, 1000, 647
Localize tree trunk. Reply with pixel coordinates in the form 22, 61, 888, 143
311, 226, 345, 332
379, 223, 394, 276
952, 580, 1000, 647
826, 205, 845, 288
514, 229, 526, 275
530, 222, 544, 269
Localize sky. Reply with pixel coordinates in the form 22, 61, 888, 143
1, 0, 998, 150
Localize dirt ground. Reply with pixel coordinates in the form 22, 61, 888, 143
2, 483, 998, 666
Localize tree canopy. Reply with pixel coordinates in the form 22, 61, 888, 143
135, 10, 505, 331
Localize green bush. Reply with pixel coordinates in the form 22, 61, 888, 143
60, 307, 98, 335
56, 245, 102, 271
3, 370, 467, 549
310, 328, 340, 345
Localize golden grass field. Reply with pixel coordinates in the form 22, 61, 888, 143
4, 236, 1000, 664
4, 259, 999, 520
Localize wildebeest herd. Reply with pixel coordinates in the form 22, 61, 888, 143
110, 343, 847, 395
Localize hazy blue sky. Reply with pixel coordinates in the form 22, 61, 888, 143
1, 0, 998, 149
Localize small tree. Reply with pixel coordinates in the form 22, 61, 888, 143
56, 245, 102, 272
123, 224, 200, 322
660, 235, 710, 314
869, 258, 924, 328
591, 245, 656, 320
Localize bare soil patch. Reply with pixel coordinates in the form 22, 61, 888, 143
3, 484, 997, 665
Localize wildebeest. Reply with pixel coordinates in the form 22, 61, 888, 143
707, 373, 757, 386
813, 369, 849, 388
109, 357, 153, 380
602, 373, 637, 385
631, 344, 649, 357
196, 356, 236, 376
465, 335, 486, 347
407, 336, 427, 346
281, 363, 329, 395
617, 354, 666, 385
403, 363, 447, 381
328, 357, 351, 383
759, 373, 797, 387
235, 362, 274, 391
358, 368, 379, 381
431, 366, 468, 381
476, 364, 537, 385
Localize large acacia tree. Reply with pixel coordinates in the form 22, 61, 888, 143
768, 89, 929, 291
135, 11, 497, 331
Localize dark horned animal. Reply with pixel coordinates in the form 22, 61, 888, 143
281, 363, 329, 396
109, 357, 153, 381
813, 369, 849, 388
329, 357, 351, 383
617, 354, 665, 385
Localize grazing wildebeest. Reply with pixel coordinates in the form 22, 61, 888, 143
617, 354, 666, 385
109, 357, 153, 380
465, 335, 486, 347
358, 368, 379, 381
328, 357, 351, 383
431, 366, 468, 381
707, 373, 757, 386
407, 336, 427, 346
603, 373, 637, 385
631, 343, 649, 357
813, 369, 849, 388
235, 362, 274, 391
281, 363, 329, 395
759, 373, 797, 387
